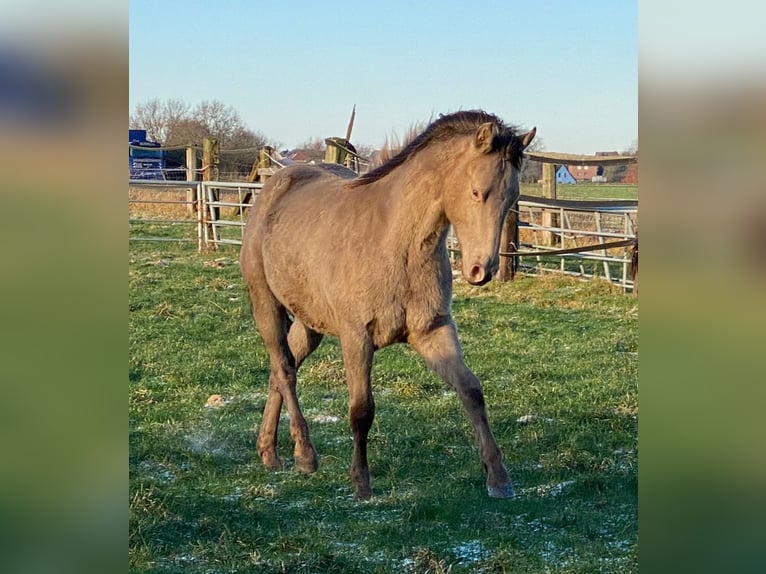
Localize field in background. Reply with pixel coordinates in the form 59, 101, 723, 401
129, 242, 637, 573
521, 183, 637, 201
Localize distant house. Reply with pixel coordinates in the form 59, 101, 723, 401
556, 165, 577, 184
285, 150, 310, 162
568, 164, 606, 182
285, 148, 324, 164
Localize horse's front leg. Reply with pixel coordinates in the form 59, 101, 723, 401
340, 333, 375, 500
409, 322, 514, 498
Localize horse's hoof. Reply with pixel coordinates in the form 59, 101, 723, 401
294, 450, 319, 474
354, 487, 373, 501
260, 452, 283, 471
487, 484, 516, 499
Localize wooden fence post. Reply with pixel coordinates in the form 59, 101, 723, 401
248, 146, 274, 182
324, 137, 347, 165
497, 208, 518, 281
203, 138, 220, 181
202, 138, 220, 249
631, 232, 638, 296
186, 145, 198, 215
541, 163, 560, 246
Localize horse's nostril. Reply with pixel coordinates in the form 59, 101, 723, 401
469, 264, 485, 283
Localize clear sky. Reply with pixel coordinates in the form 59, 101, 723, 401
129, 0, 637, 154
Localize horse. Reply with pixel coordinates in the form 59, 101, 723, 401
240, 110, 536, 499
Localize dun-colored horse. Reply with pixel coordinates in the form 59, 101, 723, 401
240, 110, 536, 499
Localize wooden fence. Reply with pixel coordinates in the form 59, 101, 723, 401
129, 178, 637, 291
129, 180, 263, 251
512, 150, 638, 291
513, 196, 637, 291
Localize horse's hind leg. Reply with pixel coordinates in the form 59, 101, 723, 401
250, 287, 318, 474
258, 320, 322, 469
250, 288, 286, 470
286, 320, 323, 472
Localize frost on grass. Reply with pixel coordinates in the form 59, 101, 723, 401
540, 539, 577, 570
516, 414, 555, 425
185, 428, 229, 458
519, 479, 576, 498
308, 413, 340, 424
451, 539, 487, 564
138, 460, 176, 485
506, 507, 636, 569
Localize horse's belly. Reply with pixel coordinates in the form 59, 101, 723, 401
264, 257, 407, 345
282, 290, 407, 347
263, 264, 340, 336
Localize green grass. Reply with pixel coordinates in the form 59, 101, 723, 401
129, 242, 637, 573
521, 183, 637, 201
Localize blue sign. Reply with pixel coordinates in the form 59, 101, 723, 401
129, 130, 165, 179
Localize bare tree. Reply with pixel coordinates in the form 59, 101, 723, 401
228, 125, 269, 150
131, 98, 274, 179
296, 136, 325, 151
193, 100, 241, 146
129, 98, 190, 143
164, 118, 209, 147
130, 98, 269, 149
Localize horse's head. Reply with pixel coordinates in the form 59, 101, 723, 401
445, 122, 536, 285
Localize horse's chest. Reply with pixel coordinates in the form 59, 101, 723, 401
367, 301, 408, 347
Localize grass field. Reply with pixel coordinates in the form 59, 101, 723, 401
520, 183, 637, 202
129, 241, 638, 573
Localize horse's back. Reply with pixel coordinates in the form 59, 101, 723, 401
240, 164, 353, 287
258, 165, 337, 210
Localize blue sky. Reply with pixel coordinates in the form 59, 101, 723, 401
129, 0, 637, 154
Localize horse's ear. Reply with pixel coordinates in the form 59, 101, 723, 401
475, 122, 497, 152
520, 127, 537, 150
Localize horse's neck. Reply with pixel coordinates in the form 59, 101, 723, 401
376, 160, 451, 260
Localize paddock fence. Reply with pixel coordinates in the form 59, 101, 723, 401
129, 178, 637, 291
129, 180, 263, 251
512, 196, 637, 291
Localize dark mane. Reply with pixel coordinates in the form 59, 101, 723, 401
350, 110, 525, 188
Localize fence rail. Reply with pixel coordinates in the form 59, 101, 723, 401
129, 180, 636, 290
